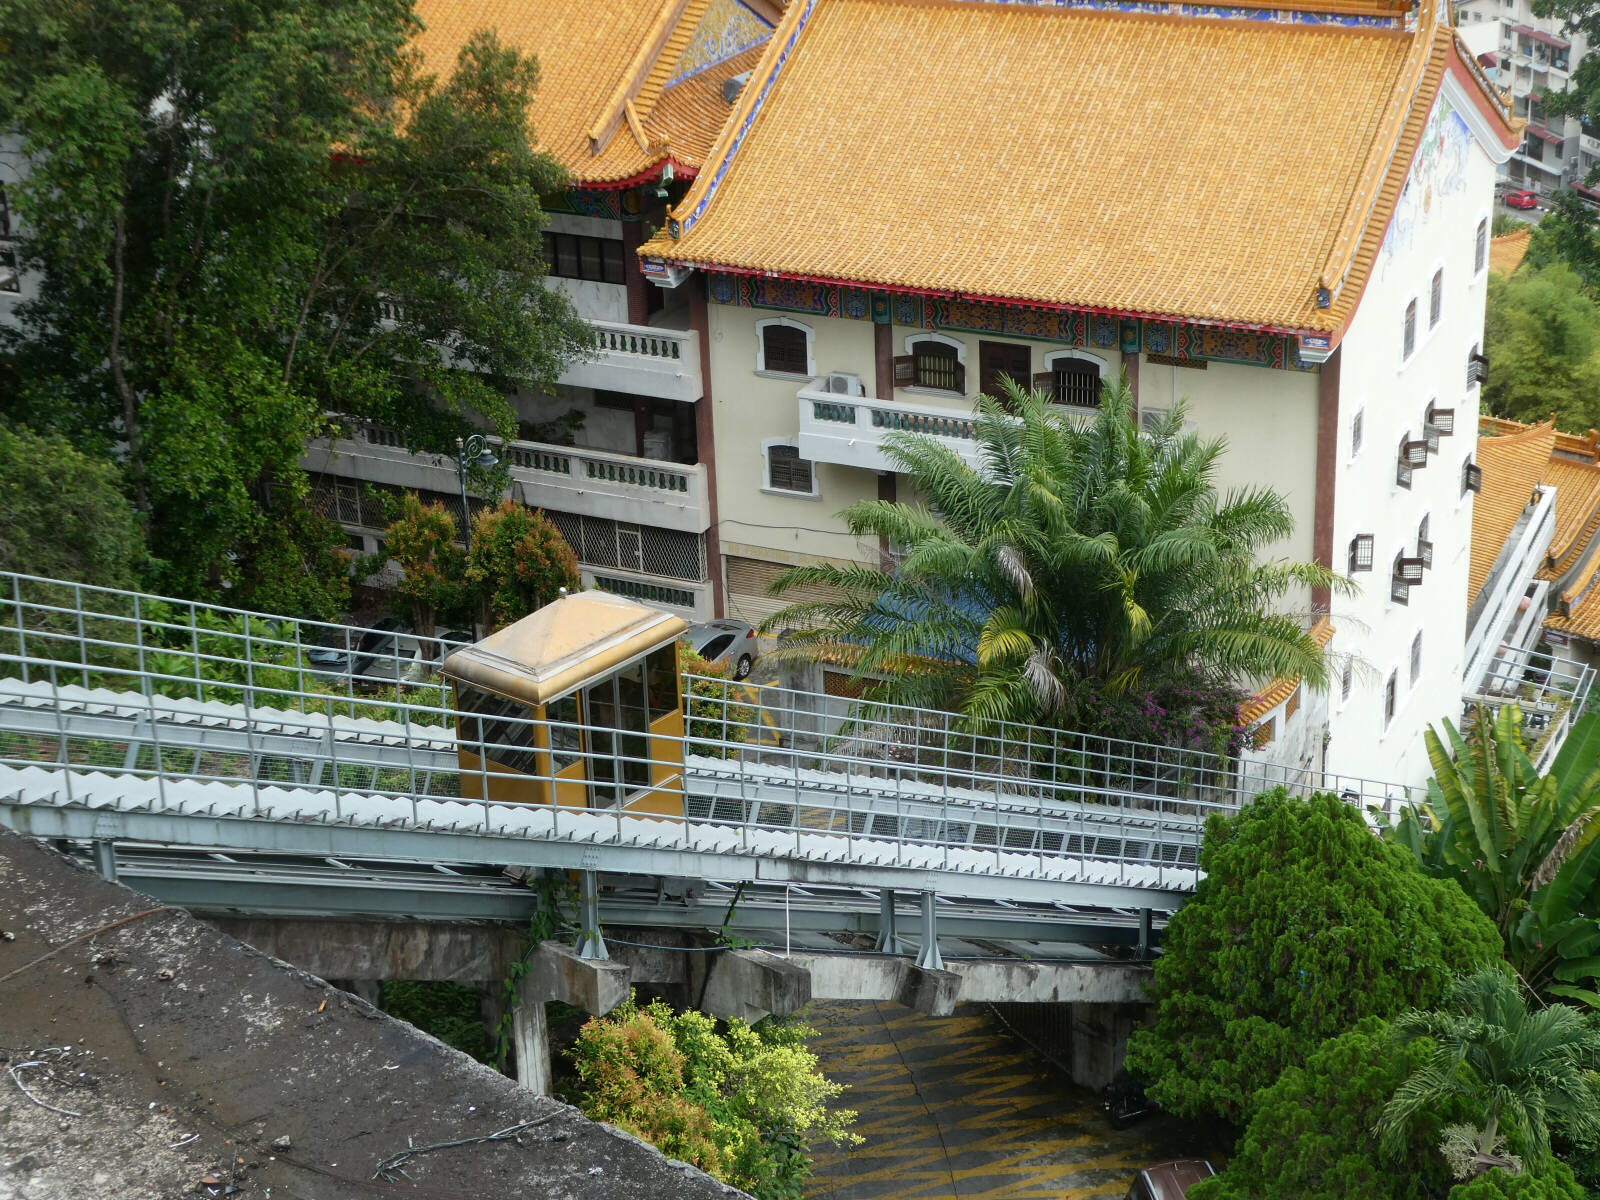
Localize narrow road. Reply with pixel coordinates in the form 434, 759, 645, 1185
806, 1002, 1208, 1200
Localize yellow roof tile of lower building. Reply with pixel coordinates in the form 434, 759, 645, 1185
1544, 546, 1600, 640
411, 0, 771, 184
643, 0, 1516, 333
1539, 456, 1600, 578
1237, 617, 1334, 725
1471, 420, 1556, 602
1489, 228, 1532, 276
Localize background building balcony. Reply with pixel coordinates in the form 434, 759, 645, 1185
557, 319, 702, 404
306, 419, 711, 535
796, 383, 984, 473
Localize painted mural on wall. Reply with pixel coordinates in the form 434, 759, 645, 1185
1380, 94, 1471, 272
708, 274, 1304, 370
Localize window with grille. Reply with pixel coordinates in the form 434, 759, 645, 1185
1351, 408, 1364, 457
1475, 219, 1488, 274
1252, 718, 1275, 750
1048, 358, 1101, 408
540, 231, 625, 285
1403, 299, 1417, 360
1429, 269, 1443, 328
901, 339, 964, 393
1285, 685, 1300, 722
761, 323, 809, 376
1410, 629, 1423, 685
1348, 533, 1375, 574
544, 509, 706, 581
1341, 662, 1353, 703
1467, 349, 1488, 388
1463, 458, 1483, 495
1418, 513, 1432, 568
1384, 671, 1398, 727
766, 443, 816, 495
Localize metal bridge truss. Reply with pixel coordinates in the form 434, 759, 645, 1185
0, 571, 1422, 941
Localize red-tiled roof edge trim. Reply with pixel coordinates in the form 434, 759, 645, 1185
652, 259, 1322, 338
582, 158, 700, 191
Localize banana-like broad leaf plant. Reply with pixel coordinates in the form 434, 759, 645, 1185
1390, 705, 1600, 1003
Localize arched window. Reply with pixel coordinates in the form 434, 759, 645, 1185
1429, 268, 1443, 328
900, 337, 963, 392
755, 318, 814, 377
1402, 298, 1417, 361
1474, 218, 1489, 275
1043, 350, 1105, 409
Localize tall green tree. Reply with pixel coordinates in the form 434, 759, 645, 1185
464, 499, 579, 630
1481, 262, 1600, 430
1388, 706, 1600, 1004
0, 425, 144, 588
379, 493, 467, 639
1125, 790, 1504, 1125
1378, 967, 1600, 1179
765, 378, 1340, 730
0, 0, 589, 608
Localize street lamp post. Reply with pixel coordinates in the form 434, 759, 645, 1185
455, 434, 500, 552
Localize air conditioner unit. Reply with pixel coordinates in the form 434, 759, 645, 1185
827, 371, 865, 396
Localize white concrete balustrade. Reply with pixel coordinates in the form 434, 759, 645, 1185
305, 419, 711, 534
558, 320, 702, 403
796, 384, 984, 472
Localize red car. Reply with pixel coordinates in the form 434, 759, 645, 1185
1503, 189, 1539, 210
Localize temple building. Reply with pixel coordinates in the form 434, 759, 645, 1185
640, 0, 1520, 785
304, 0, 784, 623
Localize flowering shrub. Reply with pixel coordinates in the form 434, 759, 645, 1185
571, 996, 858, 1200
464, 499, 579, 629
1073, 670, 1250, 760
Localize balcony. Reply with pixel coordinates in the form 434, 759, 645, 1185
557, 319, 702, 404
305, 419, 711, 534
796, 383, 984, 473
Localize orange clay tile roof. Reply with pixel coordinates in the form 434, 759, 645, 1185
1544, 547, 1600, 639
1471, 420, 1557, 602
643, 0, 1517, 333
1489, 228, 1533, 276
1237, 617, 1335, 725
410, 0, 771, 185
1538, 456, 1600, 579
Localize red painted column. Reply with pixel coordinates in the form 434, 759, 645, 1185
1312, 346, 1341, 618
622, 218, 650, 327
689, 275, 727, 616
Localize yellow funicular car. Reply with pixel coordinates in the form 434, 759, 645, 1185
441, 590, 687, 816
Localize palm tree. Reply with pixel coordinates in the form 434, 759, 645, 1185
1389, 704, 1600, 1003
1377, 966, 1600, 1177
765, 375, 1341, 729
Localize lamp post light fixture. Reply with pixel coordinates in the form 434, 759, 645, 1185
455, 434, 499, 551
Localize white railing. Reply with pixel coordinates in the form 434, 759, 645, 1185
578, 566, 712, 623
306, 418, 711, 534
558, 319, 701, 403
1465, 486, 1556, 695
796, 385, 984, 472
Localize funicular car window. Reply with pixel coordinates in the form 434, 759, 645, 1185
548, 694, 582, 771
455, 683, 540, 775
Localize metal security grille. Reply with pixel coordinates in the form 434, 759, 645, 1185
310, 478, 391, 529
763, 325, 808, 375
767, 445, 814, 493
1054, 360, 1101, 408
544, 510, 706, 581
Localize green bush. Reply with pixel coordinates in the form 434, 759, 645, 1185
465, 500, 579, 629
0, 425, 144, 588
1189, 1020, 1470, 1200
1125, 790, 1504, 1125
1447, 1162, 1587, 1200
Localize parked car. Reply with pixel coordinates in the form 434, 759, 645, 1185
1103, 1072, 1158, 1129
340, 620, 474, 685
1124, 1160, 1217, 1200
1503, 188, 1539, 210
683, 619, 759, 680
